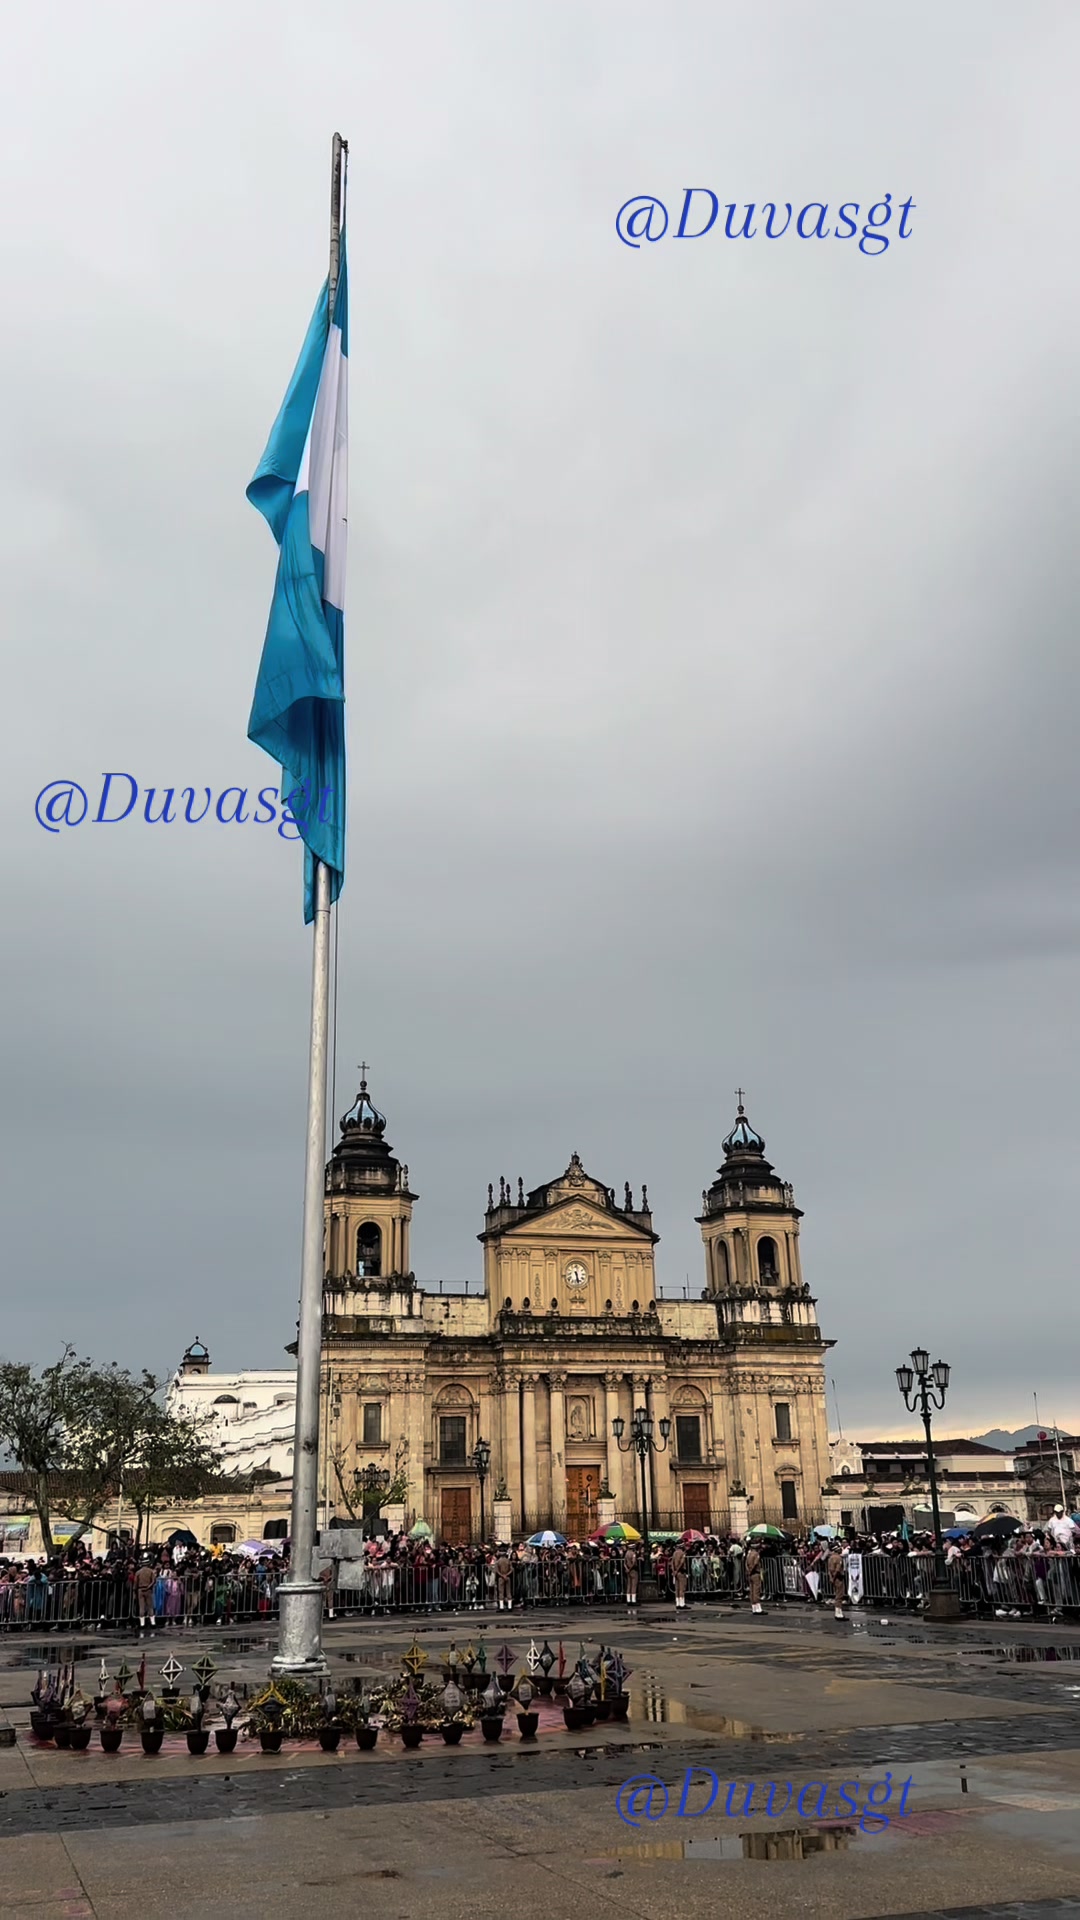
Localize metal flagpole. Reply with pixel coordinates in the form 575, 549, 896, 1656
273, 132, 347, 1676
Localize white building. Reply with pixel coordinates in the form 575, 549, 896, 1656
167, 1339, 296, 1479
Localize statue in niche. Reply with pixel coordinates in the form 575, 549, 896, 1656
567, 1398, 590, 1441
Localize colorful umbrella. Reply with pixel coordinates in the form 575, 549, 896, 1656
527, 1531, 566, 1547
588, 1523, 642, 1544
679, 1529, 707, 1544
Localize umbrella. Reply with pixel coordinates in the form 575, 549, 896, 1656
943, 1526, 972, 1540
527, 1531, 566, 1548
167, 1529, 200, 1549
235, 1540, 276, 1557
811, 1523, 838, 1539
408, 1520, 433, 1539
745, 1524, 791, 1541
971, 1515, 1022, 1542
588, 1523, 642, 1544
679, 1529, 707, 1544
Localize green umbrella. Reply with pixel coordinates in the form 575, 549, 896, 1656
408, 1519, 433, 1539
745, 1524, 792, 1541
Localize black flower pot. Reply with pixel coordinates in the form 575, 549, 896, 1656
354, 1726, 378, 1750
562, 1706, 585, 1730
496, 1674, 515, 1694
68, 1726, 93, 1751
259, 1731, 283, 1752
0, 1728, 17, 1748
594, 1699, 612, 1722
516, 1712, 539, 1739
141, 1729, 164, 1754
580, 1705, 597, 1726
480, 1717, 503, 1743
53, 1723, 73, 1748
29, 1712, 57, 1741
317, 1727, 341, 1751
400, 1724, 424, 1749
534, 1675, 554, 1696
214, 1728, 238, 1754
441, 1722, 465, 1745
612, 1695, 630, 1721
100, 1727, 123, 1753
186, 1730, 210, 1755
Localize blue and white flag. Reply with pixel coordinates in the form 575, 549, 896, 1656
247, 242, 348, 922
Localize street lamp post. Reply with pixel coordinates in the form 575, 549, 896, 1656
895, 1348, 959, 1621
612, 1407, 671, 1558
471, 1439, 491, 1544
359, 1463, 391, 1542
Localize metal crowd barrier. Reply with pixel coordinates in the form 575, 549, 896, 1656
0, 1572, 281, 1631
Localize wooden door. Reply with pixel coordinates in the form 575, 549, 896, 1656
565, 1465, 601, 1539
682, 1484, 711, 1533
440, 1487, 472, 1545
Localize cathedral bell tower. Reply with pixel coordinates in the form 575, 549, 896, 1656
323, 1068, 417, 1285
697, 1094, 821, 1341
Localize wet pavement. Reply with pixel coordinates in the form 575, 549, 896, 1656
3, 1607, 1080, 1916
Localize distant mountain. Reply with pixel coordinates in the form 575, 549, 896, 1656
971, 1425, 1044, 1451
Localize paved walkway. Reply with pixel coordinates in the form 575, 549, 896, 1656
3, 1605, 1080, 1917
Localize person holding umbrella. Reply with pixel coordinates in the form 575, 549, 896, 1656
745, 1543, 764, 1613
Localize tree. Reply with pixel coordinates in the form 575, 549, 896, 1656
0, 1349, 223, 1551
121, 1403, 223, 1546
330, 1438, 409, 1528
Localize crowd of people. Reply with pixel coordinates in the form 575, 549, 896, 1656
1, 1506, 1077, 1631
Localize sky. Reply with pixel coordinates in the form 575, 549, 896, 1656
2, 2, 1077, 1440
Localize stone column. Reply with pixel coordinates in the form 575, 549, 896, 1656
522, 1375, 539, 1528
549, 1373, 567, 1529
501, 1373, 522, 1531
603, 1373, 623, 1506
649, 1374, 675, 1525
631, 1373, 651, 1529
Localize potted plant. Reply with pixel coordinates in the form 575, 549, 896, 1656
514, 1677, 539, 1739
139, 1691, 165, 1754
183, 1689, 210, 1755
479, 1677, 505, 1743
99, 1695, 126, 1753
438, 1679, 473, 1745
214, 1685, 242, 1754
341, 1688, 380, 1749
0, 1725, 17, 1750
562, 1671, 587, 1731
316, 1684, 342, 1751
249, 1694, 286, 1752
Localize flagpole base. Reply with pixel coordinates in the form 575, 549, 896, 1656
271, 1584, 329, 1676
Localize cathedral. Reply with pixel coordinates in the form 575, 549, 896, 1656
318, 1075, 833, 1543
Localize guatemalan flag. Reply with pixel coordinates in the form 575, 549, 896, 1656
247, 241, 348, 923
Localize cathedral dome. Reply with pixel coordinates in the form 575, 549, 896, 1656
722, 1097, 765, 1158
328, 1068, 404, 1192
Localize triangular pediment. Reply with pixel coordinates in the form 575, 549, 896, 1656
503, 1199, 651, 1241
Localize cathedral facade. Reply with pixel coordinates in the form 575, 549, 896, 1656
318, 1077, 833, 1542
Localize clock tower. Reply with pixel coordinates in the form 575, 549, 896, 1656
478, 1152, 659, 1320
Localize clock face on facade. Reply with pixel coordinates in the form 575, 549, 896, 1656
564, 1262, 588, 1290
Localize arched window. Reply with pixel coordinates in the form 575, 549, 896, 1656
213, 1394, 239, 1405
757, 1236, 779, 1284
714, 1240, 729, 1288
262, 1518, 288, 1540
210, 1523, 236, 1545
356, 1221, 382, 1277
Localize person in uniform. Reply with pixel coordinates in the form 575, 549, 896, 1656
495, 1549, 512, 1610
671, 1542, 688, 1609
624, 1543, 639, 1608
745, 1544, 764, 1614
826, 1543, 848, 1620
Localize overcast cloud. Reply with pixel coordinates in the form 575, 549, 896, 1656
2, 2, 1077, 1439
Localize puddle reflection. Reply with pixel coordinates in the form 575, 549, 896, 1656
636, 1674, 798, 1742
597, 1824, 861, 1862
